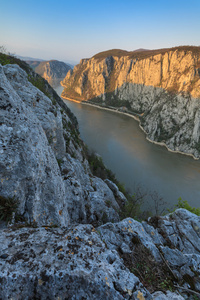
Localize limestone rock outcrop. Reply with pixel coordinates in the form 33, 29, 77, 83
1, 209, 199, 299
1, 61, 200, 299
0, 63, 120, 226
29, 60, 72, 87
61, 47, 200, 158
62, 47, 200, 100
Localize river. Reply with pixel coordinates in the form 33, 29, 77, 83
55, 86, 200, 213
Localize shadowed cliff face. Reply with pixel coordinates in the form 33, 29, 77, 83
61, 47, 200, 158
28, 60, 72, 88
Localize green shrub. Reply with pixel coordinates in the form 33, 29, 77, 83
120, 194, 141, 220
0, 47, 32, 73
0, 195, 19, 223
0, 53, 11, 65
173, 197, 200, 216
28, 75, 51, 98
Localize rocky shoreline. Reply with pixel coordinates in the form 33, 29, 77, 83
61, 95, 199, 161
61, 47, 200, 160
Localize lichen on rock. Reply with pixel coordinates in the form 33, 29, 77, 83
0, 63, 123, 227
0, 61, 200, 299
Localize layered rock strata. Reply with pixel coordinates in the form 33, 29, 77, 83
61, 47, 200, 158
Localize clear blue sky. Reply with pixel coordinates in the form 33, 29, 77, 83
1, 0, 200, 64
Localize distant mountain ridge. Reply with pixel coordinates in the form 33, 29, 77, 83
26, 60, 41, 69
27, 59, 72, 88
17, 55, 75, 68
16, 55, 44, 62
91, 46, 200, 61
132, 48, 149, 52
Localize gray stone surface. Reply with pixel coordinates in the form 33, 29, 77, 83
0, 225, 151, 300
0, 63, 121, 227
104, 179, 127, 206
0, 64, 68, 227
1, 63, 200, 299
152, 291, 184, 300
1, 210, 200, 298
61, 155, 120, 225
146, 209, 200, 292
117, 82, 200, 159
3, 64, 66, 159
98, 218, 162, 262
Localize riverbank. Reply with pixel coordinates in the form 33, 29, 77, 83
140, 125, 199, 161
61, 94, 82, 103
54, 86, 200, 210
61, 95, 199, 161
61, 95, 140, 121
82, 102, 140, 121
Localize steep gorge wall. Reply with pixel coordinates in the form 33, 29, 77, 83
62, 48, 200, 99
61, 47, 200, 158
33, 60, 71, 87
0, 63, 122, 226
1, 60, 200, 299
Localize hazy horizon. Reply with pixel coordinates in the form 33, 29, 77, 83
1, 0, 200, 64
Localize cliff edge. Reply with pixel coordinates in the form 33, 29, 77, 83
61, 46, 200, 159
0, 60, 200, 299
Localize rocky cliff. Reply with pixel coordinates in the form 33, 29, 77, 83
61, 46, 200, 158
28, 60, 72, 87
1, 61, 200, 299
0, 62, 121, 227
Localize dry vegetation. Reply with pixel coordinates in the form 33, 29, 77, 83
93, 46, 200, 61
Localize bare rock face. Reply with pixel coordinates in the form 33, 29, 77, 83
1, 62, 200, 299
0, 224, 149, 300
32, 60, 72, 87
0, 63, 120, 226
0, 209, 199, 299
61, 47, 200, 158
99, 209, 200, 288
0, 64, 68, 226
60, 154, 120, 225
62, 47, 200, 100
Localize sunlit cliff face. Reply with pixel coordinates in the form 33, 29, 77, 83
60, 47, 200, 160
61, 47, 200, 101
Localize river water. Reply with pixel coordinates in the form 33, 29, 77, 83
55, 86, 200, 212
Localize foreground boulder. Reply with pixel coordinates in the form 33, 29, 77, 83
1, 209, 199, 299
0, 224, 150, 299
99, 209, 200, 296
